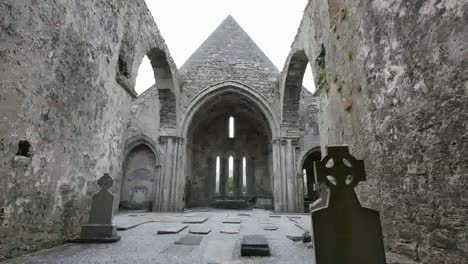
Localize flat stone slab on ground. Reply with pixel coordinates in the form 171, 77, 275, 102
222, 219, 241, 224
264, 225, 278, 231
174, 235, 204, 245
286, 234, 303, 242
241, 235, 270, 256
189, 226, 212, 234
182, 217, 208, 224
205, 240, 237, 263
238, 213, 250, 216
157, 225, 188, 234
220, 224, 240, 234
164, 244, 196, 254
269, 215, 281, 218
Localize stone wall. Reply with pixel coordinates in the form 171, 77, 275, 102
285, 0, 467, 262
179, 16, 280, 114
0, 0, 176, 259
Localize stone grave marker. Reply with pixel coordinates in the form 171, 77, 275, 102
157, 225, 188, 234
220, 224, 240, 234
189, 226, 212, 234
182, 217, 208, 224
241, 235, 270, 256
312, 145, 386, 263
75, 173, 120, 243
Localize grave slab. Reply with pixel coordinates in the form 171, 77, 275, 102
189, 226, 212, 235
205, 240, 236, 263
174, 235, 204, 245
182, 217, 208, 224
220, 224, 240, 234
263, 225, 278, 231
223, 219, 241, 224
241, 235, 270, 256
157, 225, 188, 234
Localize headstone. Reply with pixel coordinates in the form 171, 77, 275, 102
312, 145, 386, 263
241, 235, 270, 256
74, 173, 120, 243
157, 225, 188, 234
174, 235, 204, 245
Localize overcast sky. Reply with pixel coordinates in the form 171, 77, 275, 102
136, 0, 315, 94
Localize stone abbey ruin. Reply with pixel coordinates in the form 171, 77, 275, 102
0, 0, 466, 263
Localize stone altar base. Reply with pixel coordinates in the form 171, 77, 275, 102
211, 199, 249, 209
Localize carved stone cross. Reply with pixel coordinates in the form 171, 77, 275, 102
312, 145, 386, 264
98, 173, 113, 191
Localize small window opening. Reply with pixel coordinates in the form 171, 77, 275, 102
242, 157, 247, 194
17, 140, 31, 157
303, 63, 316, 93
215, 156, 220, 194
303, 169, 308, 196
135, 56, 156, 95
118, 55, 130, 79
228, 116, 235, 138
228, 156, 234, 194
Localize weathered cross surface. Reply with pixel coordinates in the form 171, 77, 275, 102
312, 145, 386, 263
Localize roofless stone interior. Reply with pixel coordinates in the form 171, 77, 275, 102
0, 0, 466, 263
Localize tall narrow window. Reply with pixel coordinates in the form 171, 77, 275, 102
228, 156, 234, 194
242, 157, 247, 194
215, 156, 220, 194
303, 169, 308, 196
229, 116, 235, 138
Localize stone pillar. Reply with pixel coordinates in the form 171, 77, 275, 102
206, 157, 215, 199
154, 135, 182, 211
246, 157, 255, 197
272, 137, 300, 213
272, 140, 283, 212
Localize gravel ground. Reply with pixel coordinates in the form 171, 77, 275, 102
4, 209, 315, 264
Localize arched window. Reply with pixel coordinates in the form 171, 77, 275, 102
228, 156, 234, 194
303, 169, 308, 196
135, 55, 155, 95
228, 116, 235, 138
215, 156, 220, 194
242, 157, 247, 194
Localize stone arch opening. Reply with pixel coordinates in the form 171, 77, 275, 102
120, 140, 160, 211
146, 48, 177, 130
282, 50, 310, 135
184, 85, 274, 208
300, 147, 322, 212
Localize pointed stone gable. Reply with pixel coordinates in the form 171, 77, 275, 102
180, 15, 280, 105
181, 15, 278, 74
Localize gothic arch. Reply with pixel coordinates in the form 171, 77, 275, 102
281, 50, 310, 136
120, 135, 161, 210
179, 81, 280, 139
145, 48, 178, 131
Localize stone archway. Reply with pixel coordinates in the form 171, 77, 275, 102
298, 146, 322, 212
281, 50, 309, 136
183, 83, 275, 209
120, 135, 160, 210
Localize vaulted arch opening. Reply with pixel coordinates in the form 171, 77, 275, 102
120, 144, 159, 210
185, 87, 273, 208
301, 148, 322, 212
282, 50, 310, 135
